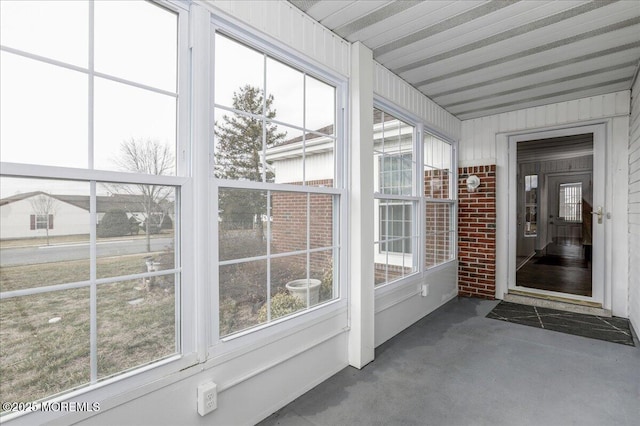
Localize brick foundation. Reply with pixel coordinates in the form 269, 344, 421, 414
458, 165, 496, 299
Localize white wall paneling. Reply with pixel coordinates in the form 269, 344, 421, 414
629, 76, 640, 333
373, 61, 461, 142
461, 90, 631, 317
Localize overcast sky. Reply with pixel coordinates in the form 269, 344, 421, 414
1, 0, 336, 198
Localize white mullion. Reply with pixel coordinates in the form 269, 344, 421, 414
375, 193, 420, 202
262, 53, 267, 183
0, 162, 187, 186
266, 190, 272, 322
88, 0, 95, 170
0, 268, 181, 300
88, 1, 98, 385
306, 192, 311, 307
302, 74, 307, 184
0, 46, 178, 101
218, 245, 336, 267
216, 178, 342, 195
90, 181, 98, 383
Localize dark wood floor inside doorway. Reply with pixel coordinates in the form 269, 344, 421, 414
516, 240, 592, 296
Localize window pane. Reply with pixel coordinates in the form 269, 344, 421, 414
266, 58, 303, 128
424, 133, 452, 199
97, 279, 177, 379
96, 184, 176, 279
305, 75, 335, 135
214, 33, 264, 111
94, 77, 176, 173
374, 109, 414, 195
95, 0, 177, 92
559, 182, 582, 222
0, 288, 90, 404
214, 110, 269, 182
0, 178, 90, 289
310, 249, 336, 304
0, 0, 88, 67
219, 259, 267, 336
271, 192, 308, 255
426, 202, 455, 268
0, 52, 88, 168
310, 194, 335, 249
218, 188, 267, 261
266, 123, 304, 184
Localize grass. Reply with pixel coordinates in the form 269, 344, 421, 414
0, 254, 175, 405
0, 230, 332, 406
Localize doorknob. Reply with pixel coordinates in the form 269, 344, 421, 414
591, 206, 603, 224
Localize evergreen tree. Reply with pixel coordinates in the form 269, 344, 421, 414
214, 85, 286, 233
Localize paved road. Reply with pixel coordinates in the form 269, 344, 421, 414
0, 237, 174, 267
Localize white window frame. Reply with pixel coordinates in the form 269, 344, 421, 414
423, 132, 457, 270
373, 102, 421, 285
0, 1, 195, 422
373, 98, 458, 291
205, 13, 348, 356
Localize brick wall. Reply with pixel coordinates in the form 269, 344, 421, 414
458, 165, 496, 299
270, 179, 333, 275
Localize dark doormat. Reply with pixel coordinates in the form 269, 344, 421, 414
534, 255, 588, 268
487, 301, 635, 346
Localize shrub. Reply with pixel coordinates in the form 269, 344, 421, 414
129, 216, 140, 235
257, 292, 305, 323
97, 209, 131, 238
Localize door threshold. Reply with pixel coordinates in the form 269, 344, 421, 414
504, 290, 610, 317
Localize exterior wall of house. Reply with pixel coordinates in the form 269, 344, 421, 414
458, 165, 497, 299
0, 196, 90, 240
629, 76, 640, 333
459, 90, 631, 318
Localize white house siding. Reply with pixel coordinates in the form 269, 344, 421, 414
629, 76, 640, 333
460, 90, 631, 318
0, 196, 89, 240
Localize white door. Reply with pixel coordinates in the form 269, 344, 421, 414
508, 125, 606, 307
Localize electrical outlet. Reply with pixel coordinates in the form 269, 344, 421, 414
197, 382, 217, 416
421, 284, 429, 297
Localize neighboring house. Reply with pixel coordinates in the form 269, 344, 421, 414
0, 191, 172, 240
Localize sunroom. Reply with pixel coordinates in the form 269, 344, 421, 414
0, 1, 638, 425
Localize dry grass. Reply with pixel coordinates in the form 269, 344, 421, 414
0, 255, 175, 405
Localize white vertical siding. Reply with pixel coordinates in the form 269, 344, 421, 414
373, 62, 461, 142
206, 1, 351, 77
460, 91, 631, 165
460, 90, 632, 318
629, 76, 640, 332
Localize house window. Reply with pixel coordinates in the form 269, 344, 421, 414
213, 31, 343, 338
424, 133, 455, 268
524, 175, 538, 236
373, 108, 418, 286
0, 0, 185, 411
559, 182, 582, 222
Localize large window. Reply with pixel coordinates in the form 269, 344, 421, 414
424, 133, 455, 268
0, 0, 183, 410
373, 109, 418, 286
213, 32, 343, 338
559, 182, 582, 222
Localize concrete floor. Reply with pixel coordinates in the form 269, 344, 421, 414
259, 298, 640, 426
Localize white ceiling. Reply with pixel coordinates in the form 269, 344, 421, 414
289, 0, 640, 120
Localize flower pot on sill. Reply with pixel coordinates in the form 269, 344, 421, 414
285, 278, 321, 305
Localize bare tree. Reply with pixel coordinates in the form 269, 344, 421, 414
29, 193, 58, 245
112, 138, 174, 252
